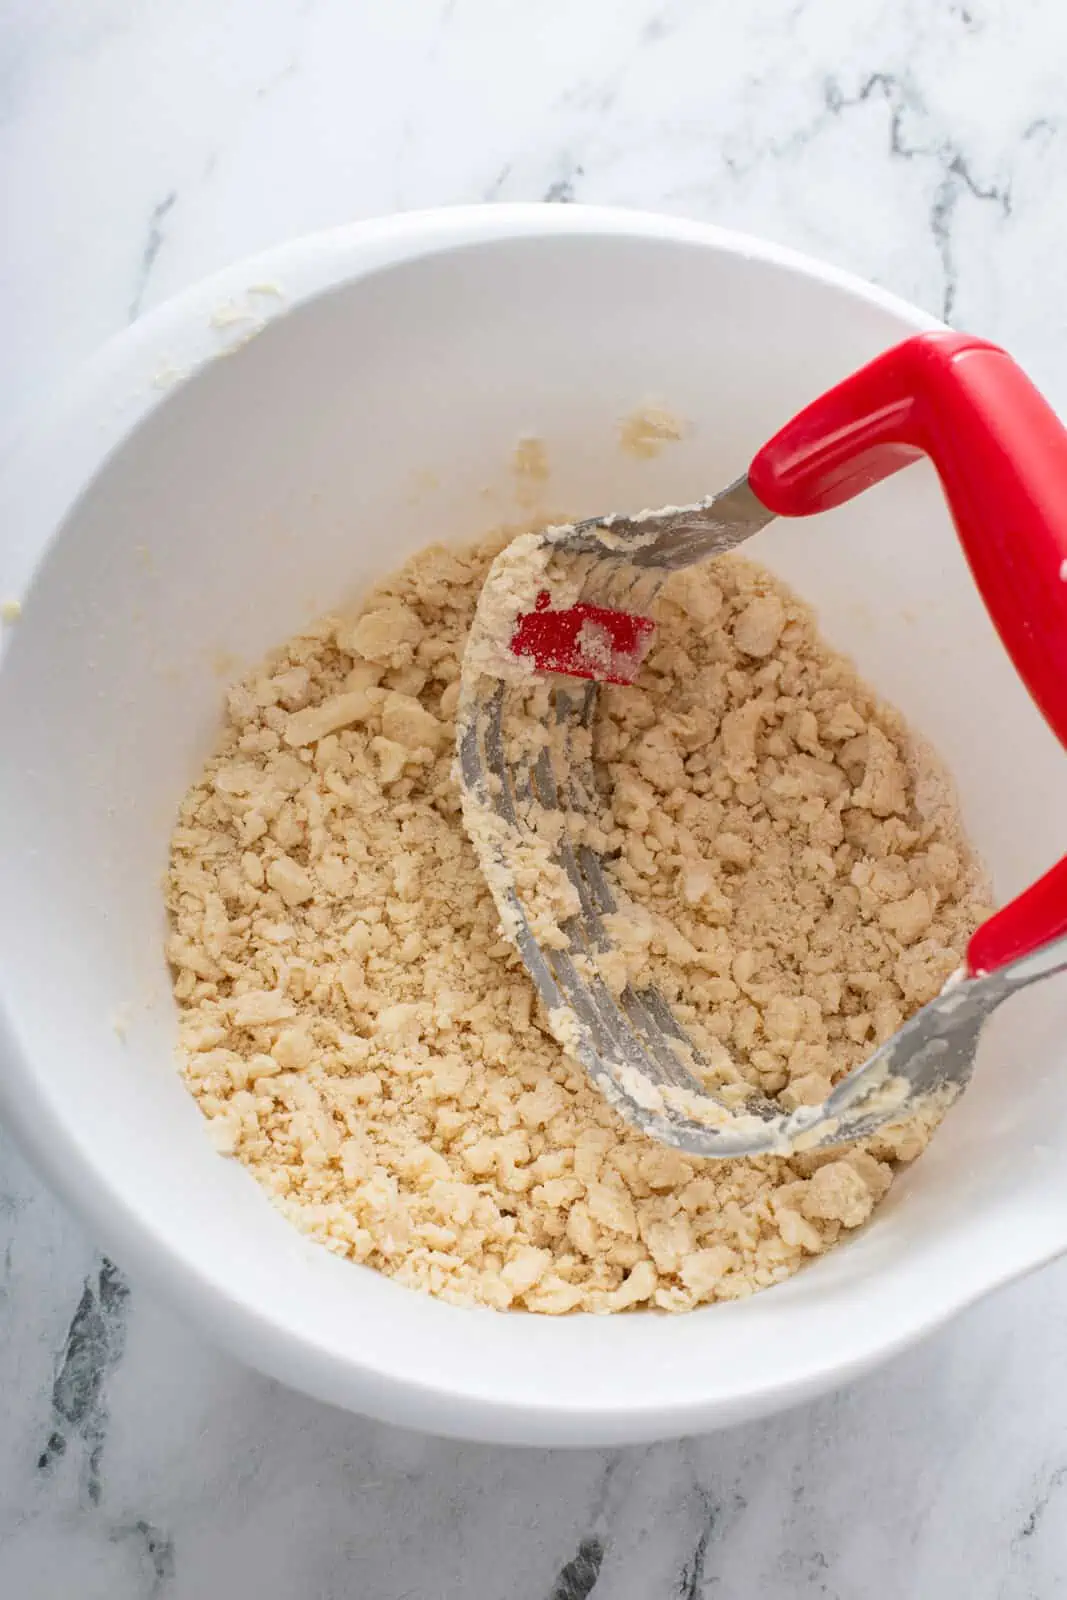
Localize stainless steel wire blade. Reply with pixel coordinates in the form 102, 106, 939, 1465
456, 479, 1067, 1156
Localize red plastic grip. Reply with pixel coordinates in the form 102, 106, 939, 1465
966, 853, 1067, 976
749, 331, 1067, 977
510, 592, 655, 684
748, 331, 1067, 750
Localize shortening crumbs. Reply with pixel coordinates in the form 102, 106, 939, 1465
166, 534, 989, 1313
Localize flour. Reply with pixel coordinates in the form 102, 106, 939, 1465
166, 533, 989, 1313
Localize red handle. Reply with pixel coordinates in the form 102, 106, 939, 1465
966, 853, 1067, 976
748, 331, 1067, 749
749, 331, 1067, 977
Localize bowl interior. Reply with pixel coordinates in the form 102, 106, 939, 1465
1, 218, 1065, 1443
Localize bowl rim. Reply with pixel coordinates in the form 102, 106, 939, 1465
2, 203, 1061, 1445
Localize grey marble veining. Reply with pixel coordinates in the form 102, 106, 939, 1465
4, 1104, 1067, 1599
2, 1, 1067, 1595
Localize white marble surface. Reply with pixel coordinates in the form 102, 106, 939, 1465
2, 1, 1067, 1595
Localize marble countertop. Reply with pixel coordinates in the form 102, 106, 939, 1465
3, 1, 1067, 1594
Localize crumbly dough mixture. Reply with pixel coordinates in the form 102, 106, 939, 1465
166, 536, 989, 1313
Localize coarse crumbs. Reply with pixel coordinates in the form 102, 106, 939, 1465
166, 534, 991, 1314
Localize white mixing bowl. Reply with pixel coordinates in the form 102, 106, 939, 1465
1, 206, 1065, 1446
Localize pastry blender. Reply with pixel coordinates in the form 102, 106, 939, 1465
458, 334, 1067, 1155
